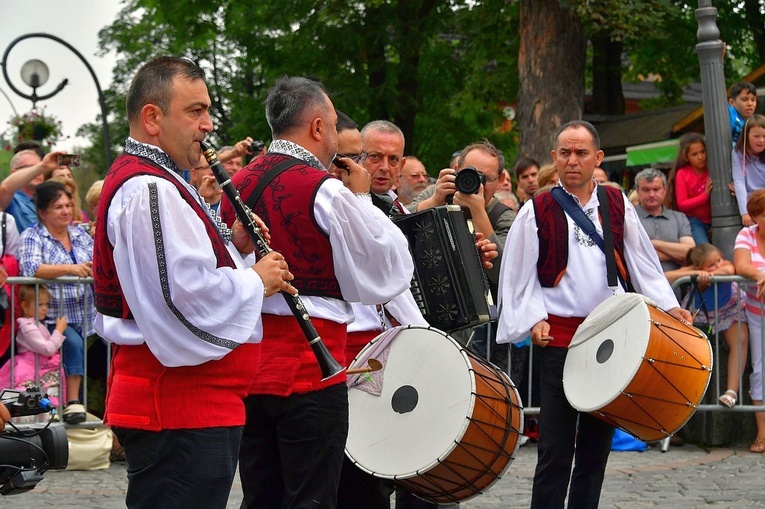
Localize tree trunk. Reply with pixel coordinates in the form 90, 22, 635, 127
393, 0, 438, 155
744, 0, 765, 65
591, 34, 625, 116
518, 0, 586, 164
364, 3, 390, 121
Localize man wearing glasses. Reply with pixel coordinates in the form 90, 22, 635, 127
360, 120, 409, 215
408, 141, 516, 368
0, 148, 66, 233
409, 140, 515, 296
396, 155, 429, 206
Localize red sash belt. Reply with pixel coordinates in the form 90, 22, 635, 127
546, 314, 586, 349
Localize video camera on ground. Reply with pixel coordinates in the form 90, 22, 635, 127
0, 387, 69, 495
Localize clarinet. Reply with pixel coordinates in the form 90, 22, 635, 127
199, 141, 345, 381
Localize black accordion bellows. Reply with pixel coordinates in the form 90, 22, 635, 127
393, 205, 493, 332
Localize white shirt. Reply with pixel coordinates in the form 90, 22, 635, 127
258, 167, 414, 324
347, 188, 426, 332
1, 213, 20, 258
496, 184, 680, 344
348, 291, 428, 332
94, 144, 266, 367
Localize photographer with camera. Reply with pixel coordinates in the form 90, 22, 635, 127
0, 148, 69, 234
218, 138, 267, 177
409, 140, 515, 295
409, 141, 515, 368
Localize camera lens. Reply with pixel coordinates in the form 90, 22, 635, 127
454, 166, 485, 194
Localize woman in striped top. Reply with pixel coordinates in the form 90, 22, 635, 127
733, 188, 765, 452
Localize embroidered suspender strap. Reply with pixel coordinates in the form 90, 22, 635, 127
550, 186, 625, 291
245, 157, 302, 211
597, 186, 619, 288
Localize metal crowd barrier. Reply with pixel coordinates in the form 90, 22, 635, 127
673, 274, 764, 413
2, 275, 105, 428
499, 274, 765, 417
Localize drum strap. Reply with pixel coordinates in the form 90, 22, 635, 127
550, 186, 630, 292
685, 277, 713, 333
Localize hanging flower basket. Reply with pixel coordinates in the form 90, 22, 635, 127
9, 109, 62, 143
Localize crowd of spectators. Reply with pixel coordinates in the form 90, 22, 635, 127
0, 76, 762, 483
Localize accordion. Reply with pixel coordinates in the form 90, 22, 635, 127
393, 205, 493, 332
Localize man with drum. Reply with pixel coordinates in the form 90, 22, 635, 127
496, 120, 691, 509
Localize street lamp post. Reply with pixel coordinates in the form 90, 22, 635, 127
696, 0, 739, 260
0, 32, 111, 166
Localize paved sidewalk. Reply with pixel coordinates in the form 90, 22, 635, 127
3, 442, 765, 508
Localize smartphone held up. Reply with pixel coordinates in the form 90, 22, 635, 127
57, 154, 80, 167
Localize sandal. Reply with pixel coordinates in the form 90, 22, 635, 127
719, 390, 737, 408
750, 438, 765, 453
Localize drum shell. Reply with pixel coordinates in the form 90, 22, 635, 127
345, 325, 523, 504
564, 296, 712, 442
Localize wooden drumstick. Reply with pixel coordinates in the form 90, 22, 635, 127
347, 358, 383, 375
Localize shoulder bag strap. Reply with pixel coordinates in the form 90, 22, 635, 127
550, 186, 604, 251
551, 186, 626, 291
597, 186, 619, 288
487, 201, 512, 226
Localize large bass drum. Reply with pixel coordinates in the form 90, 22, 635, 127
345, 325, 523, 504
563, 293, 712, 442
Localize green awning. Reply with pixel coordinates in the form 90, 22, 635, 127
625, 139, 680, 167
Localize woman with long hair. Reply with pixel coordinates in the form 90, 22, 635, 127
732, 114, 765, 227
665, 133, 712, 244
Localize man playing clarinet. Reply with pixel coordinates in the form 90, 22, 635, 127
93, 56, 295, 508
221, 76, 414, 509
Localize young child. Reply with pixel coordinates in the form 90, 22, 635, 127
667, 244, 748, 408
732, 114, 765, 226
0, 284, 67, 408
666, 133, 712, 244
729, 81, 758, 145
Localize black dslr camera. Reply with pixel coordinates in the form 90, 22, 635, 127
250, 140, 266, 154
0, 388, 69, 495
454, 166, 485, 195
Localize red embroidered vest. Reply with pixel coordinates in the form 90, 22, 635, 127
96, 153, 259, 430
94, 153, 235, 318
533, 185, 630, 288
221, 153, 342, 299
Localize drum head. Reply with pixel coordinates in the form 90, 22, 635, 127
563, 294, 651, 412
346, 326, 474, 479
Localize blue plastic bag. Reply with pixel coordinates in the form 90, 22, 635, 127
611, 429, 648, 452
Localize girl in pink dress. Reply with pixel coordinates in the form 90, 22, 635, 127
666, 133, 713, 245
0, 284, 67, 407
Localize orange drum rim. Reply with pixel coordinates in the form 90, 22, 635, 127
563, 294, 713, 442
345, 325, 524, 504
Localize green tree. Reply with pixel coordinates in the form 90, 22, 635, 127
79, 0, 520, 175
